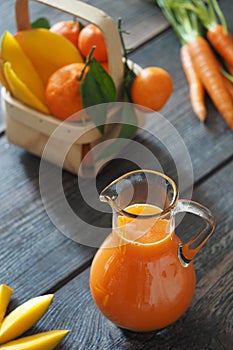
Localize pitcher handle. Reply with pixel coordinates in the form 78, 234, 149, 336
172, 199, 216, 267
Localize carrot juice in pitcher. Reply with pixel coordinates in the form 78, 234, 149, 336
90, 170, 215, 331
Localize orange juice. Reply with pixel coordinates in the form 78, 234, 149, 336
90, 204, 196, 331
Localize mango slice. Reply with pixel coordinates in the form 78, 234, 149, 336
0, 285, 14, 324
1, 31, 46, 104
3, 62, 49, 114
0, 294, 54, 344
0, 53, 10, 91
0, 330, 69, 349
15, 28, 84, 86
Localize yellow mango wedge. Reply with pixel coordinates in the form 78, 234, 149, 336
0, 53, 10, 91
3, 62, 49, 114
0, 285, 14, 324
0, 330, 69, 350
15, 28, 84, 86
0, 294, 54, 344
1, 31, 46, 104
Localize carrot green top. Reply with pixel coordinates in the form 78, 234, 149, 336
156, 0, 228, 43
156, 0, 201, 46
173, 0, 227, 32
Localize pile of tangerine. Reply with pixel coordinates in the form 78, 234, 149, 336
46, 20, 173, 121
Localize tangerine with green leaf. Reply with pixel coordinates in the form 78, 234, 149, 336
45, 62, 88, 121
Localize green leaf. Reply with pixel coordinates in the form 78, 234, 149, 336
89, 58, 117, 102
80, 72, 107, 135
118, 103, 138, 138
80, 58, 117, 135
96, 103, 138, 161
31, 17, 50, 29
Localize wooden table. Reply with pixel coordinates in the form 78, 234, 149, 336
0, 1, 232, 349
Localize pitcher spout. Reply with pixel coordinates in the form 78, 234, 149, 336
99, 169, 177, 215
99, 183, 118, 204
99, 173, 135, 212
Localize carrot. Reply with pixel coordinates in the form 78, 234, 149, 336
156, 0, 233, 129
222, 75, 233, 100
180, 45, 206, 121
189, 0, 233, 67
207, 24, 233, 67
225, 63, 233, 76
188, 36, 233, 129
157, 0, 206, 121
221, 68, 233, 99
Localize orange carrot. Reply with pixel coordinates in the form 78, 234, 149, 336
225, 62, 233, 76
207, 24, 233, 67
188, 36, 233, 129
157, 1, 207, 121
180, 45, 206, 121
189, 1, 233, 67
157, 0, 233, 128
222, 75, 233, 100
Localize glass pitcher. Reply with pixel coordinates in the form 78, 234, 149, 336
90, 170, 215, 332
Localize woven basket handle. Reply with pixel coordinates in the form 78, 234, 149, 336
15, 0, 124, 94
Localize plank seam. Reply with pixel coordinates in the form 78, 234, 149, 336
44, 256, 94, 294
194, 153, 233, 189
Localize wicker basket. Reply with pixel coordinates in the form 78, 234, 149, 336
2, 0, 144, 176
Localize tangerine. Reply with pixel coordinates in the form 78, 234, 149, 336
78, 24, 108, 62
131, 67, 173, 111
45, 63, 88, 121
50, 20, 80, 48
